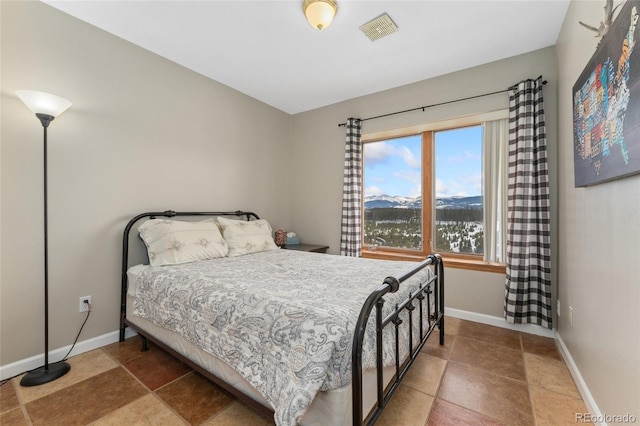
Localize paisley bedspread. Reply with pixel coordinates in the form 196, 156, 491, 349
132, 249, 432, 425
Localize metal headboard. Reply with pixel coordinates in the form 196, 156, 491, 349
119, 210, 259, 340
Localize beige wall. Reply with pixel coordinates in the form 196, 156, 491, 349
290, 47, 558, 319
1, 1, 293, 364
556, 0, 640, 417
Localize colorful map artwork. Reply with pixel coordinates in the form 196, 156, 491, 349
573, 5, 639, 183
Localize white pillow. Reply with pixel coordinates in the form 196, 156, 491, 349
138, 219, 229, 266
217, 217, 278, 257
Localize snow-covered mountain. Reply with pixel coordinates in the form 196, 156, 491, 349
435, 195, 483, 210
364, 195, 482, 210
364, 195, 422, 209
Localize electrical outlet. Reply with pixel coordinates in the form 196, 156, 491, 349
569, 306, 574, 327
557, 300, 561, 317
79, 296, 92, 312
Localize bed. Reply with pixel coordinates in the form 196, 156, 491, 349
119, 210, 444, 425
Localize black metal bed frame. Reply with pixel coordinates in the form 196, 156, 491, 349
119, 210, 444, 425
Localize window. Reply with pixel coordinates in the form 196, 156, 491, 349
362, 113, 507, 270
433, 126, 484, 255
363, 134, 423, 251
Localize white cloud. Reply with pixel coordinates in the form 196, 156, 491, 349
364, 141, 396, 166
366, 175, 385, 184
435, 179, 450, 198
444, 155, 465, 164
400, 146, 421, 169
436, 177, 482, 198
393, 170, 421, 184
409, 184, 422, 198
465, 150, 481, 161
365, 141, 421, 169
440, 150, 482, 165
364, 185, 385, 197
459, 173, 483, 194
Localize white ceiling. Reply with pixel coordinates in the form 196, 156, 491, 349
43, 0, 570, 114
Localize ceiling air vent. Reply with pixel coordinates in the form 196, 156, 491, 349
359, 13, 398, 42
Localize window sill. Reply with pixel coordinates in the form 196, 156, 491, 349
361, 249, 506, 274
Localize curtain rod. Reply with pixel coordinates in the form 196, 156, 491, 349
337, 77, 547, 127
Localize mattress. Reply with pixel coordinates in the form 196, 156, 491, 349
126, 250, 432, 425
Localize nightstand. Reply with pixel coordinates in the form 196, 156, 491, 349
283, 244, 329, 253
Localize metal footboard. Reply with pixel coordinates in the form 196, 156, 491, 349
352, 253, 444, 425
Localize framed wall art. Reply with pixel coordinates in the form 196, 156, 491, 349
573, 0, 640, 187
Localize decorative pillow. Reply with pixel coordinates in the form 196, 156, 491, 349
217, 217, 278, 257
138, 219, 229, 266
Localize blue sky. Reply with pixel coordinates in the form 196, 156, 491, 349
364, 125, 483, 199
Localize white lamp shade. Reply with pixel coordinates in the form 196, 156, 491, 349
16, 90, 72, 118
303, 0, 337, 30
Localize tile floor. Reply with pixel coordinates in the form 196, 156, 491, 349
0, 317, 590, 425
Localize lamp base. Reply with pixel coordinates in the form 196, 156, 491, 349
20, 361, 71, 387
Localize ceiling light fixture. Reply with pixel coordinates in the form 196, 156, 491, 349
303, 0, 338, 31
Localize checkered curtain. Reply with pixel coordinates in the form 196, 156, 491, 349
340, 118, 362, 257
504, 77, 552, 328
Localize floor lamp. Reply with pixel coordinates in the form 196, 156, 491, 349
16, 90, 72, 387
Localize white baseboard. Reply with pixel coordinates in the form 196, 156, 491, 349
444, 307, 556, 338
556, 333, 605, 426
0, 328, 137, 381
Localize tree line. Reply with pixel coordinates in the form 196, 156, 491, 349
364, 207, 482, 222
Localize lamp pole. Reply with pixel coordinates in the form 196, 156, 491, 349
41, 114, 53, 377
